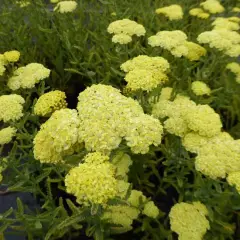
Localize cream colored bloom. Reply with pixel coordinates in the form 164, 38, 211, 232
3, 50, 20, 62
0, 127, 17, 145
191, 81, 211, 95
54, 1, 77, 13
156, 5, 183, 20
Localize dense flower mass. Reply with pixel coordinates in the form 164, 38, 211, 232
191, 81, 211, 96
8, 63, 50, 90
120, 55, 170, 91
169, 202, 210, 240
212, 17, 240, 31
195, 138, 240, 179
77, 84, 163, 154
102, 205, 140, 231
0, 54, 6, 76
142, 201, 159, 218
0, 94, 25, 122
33, 109, 79, 163
155, 5, 183, 20
197, 29, 240, 57
34, 90, 67, 117
189, 8, 210, 19
54, 1, 77, 13
0, 127, 17, 145
148, 30, 188, 57
184, 41, 206, 61
3, 50, 20, 62
200, 0, 225, 14
148, 31, 205, 60
107, 19, 146, 44
152, 94, 222, 138
227, 172, 240, 193
226, 62, 240, 83
65, 152, 117, 206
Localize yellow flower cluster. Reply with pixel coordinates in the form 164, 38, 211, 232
0, 94, 25, 122
127, 190, 146, 207
77, 84, 163, 154
65, 152, 117, 206
107, 19, 146, 44
0, 55, 6, 76
191, 81, 211, 96
8, 63, 50, 90
197, 29, 240, 57
169, 202, 210, 240
102, 205, 140, 231
3, 50, 20, 62
148, 31, 206, 60
0, 50, 20, 75
232, 7, 240, 13
200, 0, 225, 14
34, 90, 67, 117
182, 131, 232, 154
33, 109, 79, 163
54, 1, 77, 13
226, 62, 240, 83
0, 127, 17, 145
142, 201, 159, 218
112, 152, 132, 180
120, 55, 170, 91
184, 42, 207, 61
195, 137, 240, 179
189, 8, 210, 19
155, 5, 183, 21
212, 17, 240, 31
148, 30, 188, 57
152, 95, 222, 138
227, 172, 240, 193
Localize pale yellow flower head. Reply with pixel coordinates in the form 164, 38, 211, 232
195, 139, 240, 179
148, 30, 188, 57
142, 201, 159, 218
0, 54, 7, 76
77, 84, 163, 154
212, 17, 240, 31
108, 19, 146, 37
65, 154, 117, 206
200, 0, 225, 14
102, 205, 139, 230
112, 152, 132, 179
107, 19, 145, 44
184, 41, 207, 61
232, 7, 240, 13
185, 104, 222, 137
3, 50, 20, 62
0, 127, 17, 145
169, 202, 210, 240
33, 109, 79, 163
226, 62, 240, 83
227, 171, 240, 193
34, 90, 67, 117
8, 63, 50, 90
127, 190, 146, 207
0, 94, 25, 123
156, 4, 183, 20
191, 81, 211, 95
54, 1, 77, 13
189, 8, 210, 19
197, 29, 240, 57
182, 131, 233, 154
112, 34, 132, 44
